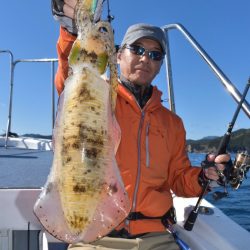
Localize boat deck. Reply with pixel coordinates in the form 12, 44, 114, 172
0, 142, 52, 188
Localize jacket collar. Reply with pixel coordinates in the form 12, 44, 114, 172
117, 80, 163, 112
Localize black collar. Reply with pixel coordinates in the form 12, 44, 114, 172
120, 76, 153, 108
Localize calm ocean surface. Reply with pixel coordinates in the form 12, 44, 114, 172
0, 150, 249, 232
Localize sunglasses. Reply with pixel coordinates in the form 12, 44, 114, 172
124, 44, 164, 61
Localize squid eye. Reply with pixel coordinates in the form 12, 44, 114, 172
99, 26, 108, 33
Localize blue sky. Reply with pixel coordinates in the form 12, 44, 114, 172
0, 0, 249, 140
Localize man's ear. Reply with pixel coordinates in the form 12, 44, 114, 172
117, 51, 122, 64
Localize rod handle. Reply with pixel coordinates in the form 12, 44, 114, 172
183, 210, 198, 231
216, 132, 230, 156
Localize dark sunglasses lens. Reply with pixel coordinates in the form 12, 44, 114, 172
149, 51, 163, 61
129, 45, 144, 55
127, 45, 163, 61
136, 46, 145, 56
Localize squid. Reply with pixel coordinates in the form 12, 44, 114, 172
34, 0, 130, 243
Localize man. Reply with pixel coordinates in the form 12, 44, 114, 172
52, 1, 231, 249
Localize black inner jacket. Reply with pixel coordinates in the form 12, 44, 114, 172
120, 75, 153, 109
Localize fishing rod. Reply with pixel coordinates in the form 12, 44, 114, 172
184, 77, 250, 231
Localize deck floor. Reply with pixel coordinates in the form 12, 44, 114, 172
0, 147, 53, 188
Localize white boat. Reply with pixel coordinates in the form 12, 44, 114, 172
1, 23, 250, 250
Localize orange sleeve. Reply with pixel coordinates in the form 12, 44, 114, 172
55, 27, 77, 95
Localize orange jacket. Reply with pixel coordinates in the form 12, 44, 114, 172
55, 27, 203, 235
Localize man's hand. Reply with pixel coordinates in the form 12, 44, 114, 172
63, 0, 77, 18
204, 154, 231, 181
52, 0, 78, 34
198, 153, 232, 189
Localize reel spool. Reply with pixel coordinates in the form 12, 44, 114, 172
229, 152, 250, 189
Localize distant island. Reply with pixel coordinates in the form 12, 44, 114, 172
186, 128, 250, 153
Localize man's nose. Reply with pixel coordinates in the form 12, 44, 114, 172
139, 51, 150, 62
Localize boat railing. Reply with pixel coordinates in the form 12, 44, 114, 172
162, 23, 250, 118
0, 49, 58, 148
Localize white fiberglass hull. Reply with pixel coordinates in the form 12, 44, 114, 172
1, 188, 250, 250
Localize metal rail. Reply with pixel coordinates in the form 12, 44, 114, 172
0, 50, 15, 148
162, 23, 250, 118
0, 51, 58, 148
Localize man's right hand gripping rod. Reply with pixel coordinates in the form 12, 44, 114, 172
184, 77, 250, 231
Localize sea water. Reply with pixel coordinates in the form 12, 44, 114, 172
0, 149, 249, 232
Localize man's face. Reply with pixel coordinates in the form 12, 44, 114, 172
117, 38, 163, 86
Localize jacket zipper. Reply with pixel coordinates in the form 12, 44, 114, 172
145, 122, 150, 168
126, 111, 145, 231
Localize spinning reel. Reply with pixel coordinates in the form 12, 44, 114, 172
229, 151, 250, 190
211, 151, 250, 201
